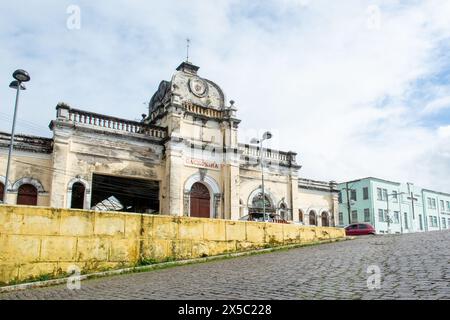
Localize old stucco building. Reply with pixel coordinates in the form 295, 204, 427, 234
0, 61, 339, 226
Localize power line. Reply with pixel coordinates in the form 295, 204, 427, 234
0, 111, 51, 135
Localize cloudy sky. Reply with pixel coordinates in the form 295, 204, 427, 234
0, 0, 449, 191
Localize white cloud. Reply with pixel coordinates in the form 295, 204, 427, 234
0, 0, 450, 191
423, 96, 450, 114
438, 125, 450, 138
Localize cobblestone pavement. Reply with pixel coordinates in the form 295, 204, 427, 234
1, 230, 449, 300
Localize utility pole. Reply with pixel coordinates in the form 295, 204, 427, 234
386, 192, 404, 234
407, 192, 418, 219
342, 180, 361, 225
399, 193, 403, 234
346, 182, 351, 225
386, 196, 390, 233
407, 191, 418, 231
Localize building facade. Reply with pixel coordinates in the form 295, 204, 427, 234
338, 177, 450, 234
0, 61, 339, 226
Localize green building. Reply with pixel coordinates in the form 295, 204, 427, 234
338, 177, 450, 234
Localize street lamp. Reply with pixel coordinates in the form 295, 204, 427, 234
250, 131, 272, 222
2, 69, 30, 204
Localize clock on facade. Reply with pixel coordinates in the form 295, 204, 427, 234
188, 77, 208, 97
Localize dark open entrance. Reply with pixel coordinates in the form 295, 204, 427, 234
70, 182, 85, 209
91, 174, 159, 214
0, 183, 4, 202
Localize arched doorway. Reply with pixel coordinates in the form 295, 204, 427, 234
0, 182, 4, 202
321, 212, 329, 227
309, 211, 317, 226
71, 182, 86, 209
17, 184, 38, 206
184, 173, 221, 218
190, 182, 210, 218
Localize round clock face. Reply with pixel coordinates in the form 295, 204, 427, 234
189, 77, 208, 97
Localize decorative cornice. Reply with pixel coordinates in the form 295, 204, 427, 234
0, 131, 53, 154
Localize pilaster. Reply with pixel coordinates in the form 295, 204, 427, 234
165, 137, 184, 216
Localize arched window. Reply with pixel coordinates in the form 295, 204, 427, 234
71, 182, 86, 209
239, 199, 244, 218
0, 182, 4, 202
321, 212, 329, 227
309, 211, 317, 226
17, 184, 38, 206
250, 192, 274, 214
298, 209, 304, 223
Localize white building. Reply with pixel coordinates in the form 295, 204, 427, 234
0, 61, 339, 226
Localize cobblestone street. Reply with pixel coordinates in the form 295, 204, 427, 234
1, 230, 449, 300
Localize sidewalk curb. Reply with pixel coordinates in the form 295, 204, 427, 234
0, 237, 352, 293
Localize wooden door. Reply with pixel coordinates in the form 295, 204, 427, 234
17, 184, 38, 206
190, 182, 210, 218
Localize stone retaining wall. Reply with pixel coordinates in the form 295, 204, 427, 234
0, 205, 346, 285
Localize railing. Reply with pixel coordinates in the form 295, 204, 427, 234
298, 178, 334, 191
238, 144, 294, 162
183, 101, 223, 118
58, 105, 166, 139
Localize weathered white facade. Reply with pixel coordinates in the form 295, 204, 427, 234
0, 61, 339, 226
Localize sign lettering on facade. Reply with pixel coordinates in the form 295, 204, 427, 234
185, 157, 221, 170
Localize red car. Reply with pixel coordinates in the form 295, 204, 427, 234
345, 223, 376, 236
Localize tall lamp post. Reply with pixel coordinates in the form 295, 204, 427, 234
251, 131, 272, 222
2, 69, 30, 204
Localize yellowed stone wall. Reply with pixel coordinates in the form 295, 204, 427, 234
0, 205, 345, 285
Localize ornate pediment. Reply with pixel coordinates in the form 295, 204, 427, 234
148, 80, 171, 113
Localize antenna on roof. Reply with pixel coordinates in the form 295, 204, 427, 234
186, 38, 190, 63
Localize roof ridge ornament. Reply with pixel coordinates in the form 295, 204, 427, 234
186, 38, 190, 63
